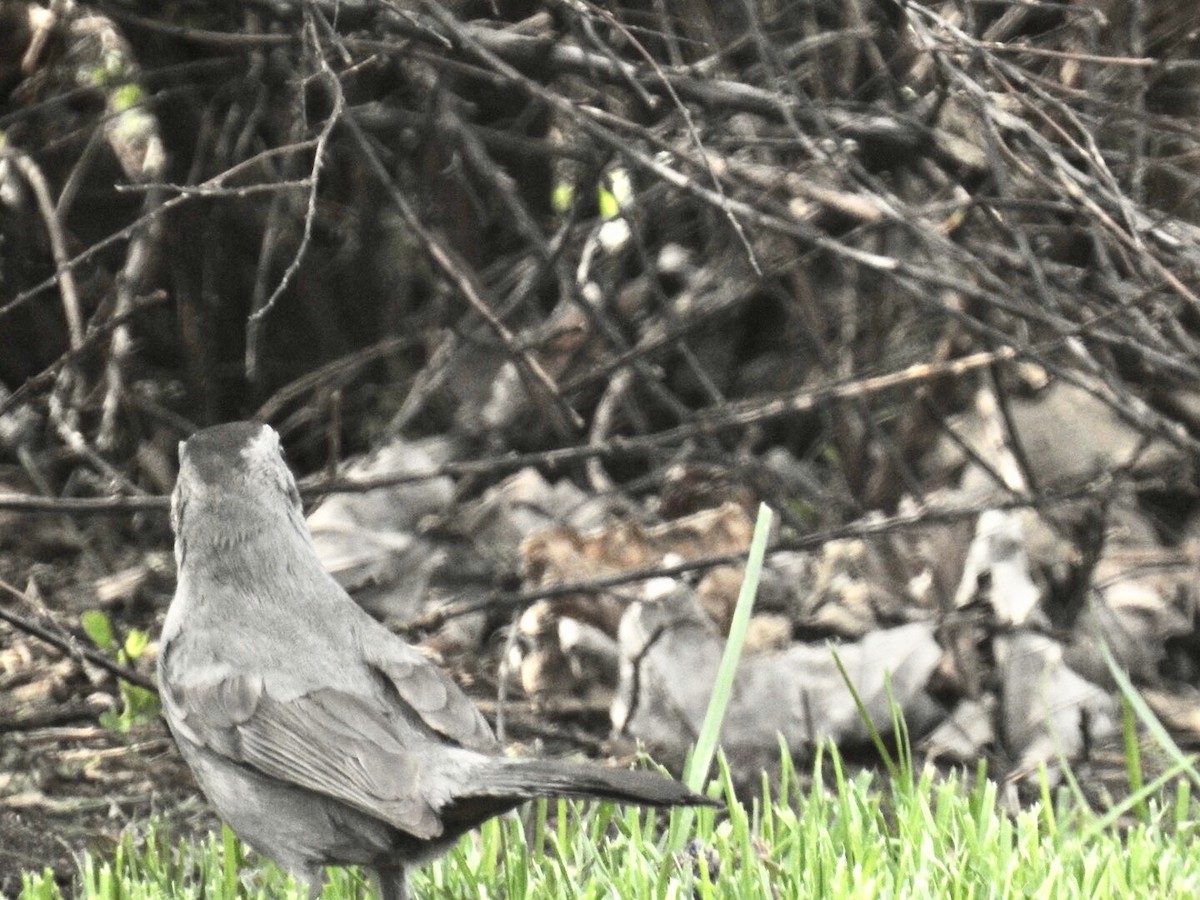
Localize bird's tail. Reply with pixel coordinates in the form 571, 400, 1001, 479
470, 757, 720, 809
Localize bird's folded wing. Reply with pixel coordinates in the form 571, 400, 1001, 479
363, 633, 498, 754
165, 673, 444, 839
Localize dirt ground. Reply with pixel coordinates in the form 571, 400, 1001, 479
0, 486, 227, 893
0, 520, 205, 895
0, 717, 213, 894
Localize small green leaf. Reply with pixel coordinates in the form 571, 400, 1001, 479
98, 709, 122, 732
124, 628, 149, 661
597, 185, 620, 221
81, 610, 115, 650
598, 167, 634, 221
552, 181, 574, 213
111, 83, 143, 113
110, 683, 161, 733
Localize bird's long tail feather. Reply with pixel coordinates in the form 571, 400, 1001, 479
468, 758, 719, 808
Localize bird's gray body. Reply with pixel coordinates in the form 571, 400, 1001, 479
159, 422, 713, 899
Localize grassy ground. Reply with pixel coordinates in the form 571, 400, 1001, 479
16, 746, 1200, 900
18, 509, 1200, 898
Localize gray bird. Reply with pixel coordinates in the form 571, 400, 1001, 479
158, 421, 716, 900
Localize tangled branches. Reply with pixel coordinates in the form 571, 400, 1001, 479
1, 0, 1199, 524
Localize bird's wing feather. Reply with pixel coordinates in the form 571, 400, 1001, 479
162, 664, 443, 839
362, 630, 498, 754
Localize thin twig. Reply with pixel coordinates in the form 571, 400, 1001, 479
5, 149, 84, 349
0, 579, 158, 693
245, 13, 345, 380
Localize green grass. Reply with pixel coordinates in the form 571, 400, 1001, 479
18, 747, 1200, 900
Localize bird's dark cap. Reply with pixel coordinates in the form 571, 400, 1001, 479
179, 421, 277, 484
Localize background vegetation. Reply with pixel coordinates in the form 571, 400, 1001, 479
4, 0, 1200, 893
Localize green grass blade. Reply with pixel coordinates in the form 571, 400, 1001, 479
670, 502, 773, 848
